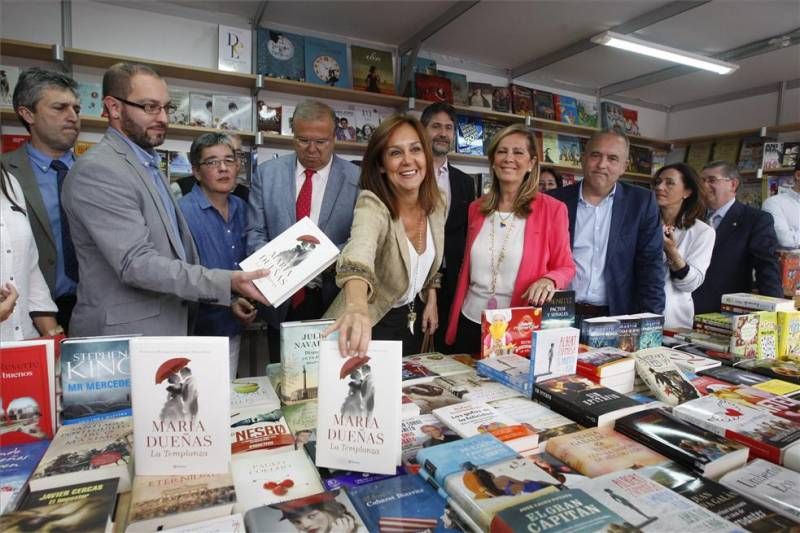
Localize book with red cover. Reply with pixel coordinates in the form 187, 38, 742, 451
481, 307, 542, 359
414, 73, 453, 104
0, 340, 55, 447
509, 84, 532, 116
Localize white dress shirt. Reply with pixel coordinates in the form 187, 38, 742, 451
436, 158, 451, 216
1, 172, 58, 341
395, 223, 435, 307
663, 219, 715, 329
762, 189, 800, 249
294, 157, 332, 225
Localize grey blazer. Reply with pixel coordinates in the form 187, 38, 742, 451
3, 146, 59, 294
246, 153, 360, 326
61, 129, 232, 337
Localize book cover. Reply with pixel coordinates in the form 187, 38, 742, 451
481, 306, 542, 359
126, 472, 236, 532
613, 315, 640, 352
633, 347, 700, 406
576, 347, 635, 379
2, 478, 118, 533
60, 336, 131, 425
231, 448, 323, 514
29, 416, 132, 493
438, 70, 469, 105
698, 364, 770, 386
668, 345, 722, 373
545, 426, 667, 478
483, 119, 505, 156
632, 312, 664, 349
529, 327, 579, 383
315, 340, 401, 475
281, 399, 318, 450
163, 513, 245, 533
719, 459, 800, 522
256, 28, 305, 81
556, 134, 581, 168
673, 396, 800, 468
333, 107, 358, 141
491, 488, 625, 533
76, 82, 103, 117
0, 66, 19, 107
721, 292, 796, 312
212, 94, 252, 132
492, 86, 511, 113
580, 317, 620, 348
735, 357, 800, 385
576, 98, 598, 128
509, 84, 532, 116
456, 114, 483, 155
778, 251, 799, 299
256, 101, 281, 134
0, 440, 49, 514
703, 383, 800, 423
434, 372, 523, 403
621, 107, 640, 135
533, 90, 555, 120
432, 400, 537, 453
489, 396, 583, 444
404, 353, 472, 379
615, 408, 748, 479
280, 104, 296, 136
355, 107, 382, 143
398, 56, 437, 96
757, 311, 779, 359
350, 45, 394, 94
239, 217, 339, 307
188, 92, 214, 127
167, 151, 192, 179
244, 490, 367, 533
0, 340, 55, 447
777, 310, 800, 359
780, 142, 799, 168
401, 413, 459, 473
279, 320, 335, 404
304, 36, 350, 88
348, 474, 461, 533
468, 82, 493, 108
533, 374, 649, 427
554, 95, 578, 125
762, 142, 784, 170
230, 375, 281, 412
542, 290, 576, 329
402, 382, 464, 415
600, 101, 624, 131
416, 433, 516, 486
415, 73, 453, 103
230, 406, 294, 456
541, 132, 558, 164
519, 451, 587, 487
1, 134, 30, 154
168, 89, 191, 125
218, 24, 251, 74
730, 312, 760, 358
130, 337, 230, 476
477, 354, 531, 395
575, 469, 743, 531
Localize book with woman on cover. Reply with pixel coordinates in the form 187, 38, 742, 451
244, 489, 367, 533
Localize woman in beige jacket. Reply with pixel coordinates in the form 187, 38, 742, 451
324, 115, 445, 357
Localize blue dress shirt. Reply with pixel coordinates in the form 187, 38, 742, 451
571, 182, 616, 305
179, 184, 247, 337
707, 197, 736, 230
25, 144, 77, 298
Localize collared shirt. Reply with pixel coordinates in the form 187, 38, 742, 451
762, 189, 800, 249
707, 197, 736, 230
436, 158, 451, 215
107, 127, 186, 259
178, 184, 246, 337
25, 143, 77, 298
294, 157, 332, 224
571, 182, 616, 305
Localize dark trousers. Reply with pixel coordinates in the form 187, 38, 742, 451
55, 294, 77, 334
446, 313, 482, 358
435, 268, 456, 354
266, 288, 325, 364
372, 296, 424, 357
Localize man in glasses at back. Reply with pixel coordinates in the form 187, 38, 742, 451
692, 160, 782, 314
246, 100, 360, 362
62, 62, 268, 338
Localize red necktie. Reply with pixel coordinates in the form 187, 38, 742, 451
292, 168, 315, 308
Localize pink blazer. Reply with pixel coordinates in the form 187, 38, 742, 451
445, 193, 576, 345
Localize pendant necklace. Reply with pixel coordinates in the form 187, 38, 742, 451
487, 211, 515, 310
407, 210, 425, 335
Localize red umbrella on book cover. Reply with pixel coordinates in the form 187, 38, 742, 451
155, 357, 191, 383
297, 234, 320, 244
339, 355, 370, 379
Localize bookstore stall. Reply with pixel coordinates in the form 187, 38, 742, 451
1, 1, 799, 532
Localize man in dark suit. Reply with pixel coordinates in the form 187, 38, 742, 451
692, 160, 781, 314
549, 129, 664, 319
4, 68, 81, 332
420, 102, 476, 350
246, 100, 360, 361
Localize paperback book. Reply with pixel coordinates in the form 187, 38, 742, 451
434, 371, 523, 403
279, 319, 334, 404
719, 459, 800, 522
533, 90, 555, 120
304, 36, 350, 88
403, 353, 472, 379
0, 65, 19, 107
576, 347, 635, 379
77, 82, 103, 117
432, 400, 538, 453
281, 399, 318, 449
256, 28, 305, 81
509, 84, 533, 116
351, 45, 394, 94
762, 142, 784, 170
529, 327, 579, 383
438, 70, 468, 105
355, 107, 383, 143
633, 347, 700, 406
492, 86, 511, 113
554, 95, 578, 124
0, 440, 49, 514
230, 375, 280, 412
218, 25, 251, 73
668, 345, 722, 373
576, 98, 598, 128
468, 82, 493, 108
256, 101, 281, 134
244, 490, 366, 533
400, 413, 459, 473
163, 513, 245, 533
230, 406, 294, 456
580, 317, 620, 348
212, 94, 252, 132
168, 89, 191, 125
415, 73, 453, 103
130, 336, 230, 476
402, 382, 464, 415
481, 306, 542, 359
519, 451, 587, 487
189, 92, 214, 127
456, 115, 484, 155
476, 354, 532, 395
735, 358, 800, 385
703, 383, 800, 423
488, 396, 583, 445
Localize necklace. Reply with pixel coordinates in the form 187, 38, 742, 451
496, 211, 514, 228
487, 211, 515, 310
406, 210, 426, 335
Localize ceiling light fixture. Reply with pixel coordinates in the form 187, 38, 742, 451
591, 31, 740, 75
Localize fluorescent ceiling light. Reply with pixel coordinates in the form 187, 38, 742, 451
592, 31, 739, 75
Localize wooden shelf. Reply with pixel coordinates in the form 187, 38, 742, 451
764, 167, 795, 174
670, 123, 800, 145
1, 38, 56, 62
257, 134, 363, 152
261, 77, 406, 108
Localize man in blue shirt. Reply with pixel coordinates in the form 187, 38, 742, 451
179, 132, 256, 378
4, 68, 81, 332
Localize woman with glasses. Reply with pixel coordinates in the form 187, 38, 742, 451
324, 115, 445, 357
444, 124, 575, 356
652, 163, 715, 329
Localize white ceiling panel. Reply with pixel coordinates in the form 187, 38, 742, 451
169, 1, 260, 19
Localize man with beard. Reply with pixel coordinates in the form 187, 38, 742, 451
4, 68, 82, 331
420, 102, 475, 350
62, 63, 267, 337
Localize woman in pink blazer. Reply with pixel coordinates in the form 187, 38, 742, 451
445, 124, 575, 355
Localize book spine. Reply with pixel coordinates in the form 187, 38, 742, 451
721, 295, 789, 312
576, 361, 601, 378
676, 410, 782, 464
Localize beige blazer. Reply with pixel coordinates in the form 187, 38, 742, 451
324, 190, 444, 325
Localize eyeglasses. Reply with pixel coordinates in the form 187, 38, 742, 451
199, 157, 237, 168
111, 95, 177, 115
294, 137, 332, 148
701, 176, 733, 184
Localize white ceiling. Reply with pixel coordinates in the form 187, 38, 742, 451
150, 0, 800, 111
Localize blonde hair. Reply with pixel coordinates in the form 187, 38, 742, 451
480, 123, 540, 217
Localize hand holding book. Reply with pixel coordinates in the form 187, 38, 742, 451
522, 277, 556, 307
231, 269, 271, 306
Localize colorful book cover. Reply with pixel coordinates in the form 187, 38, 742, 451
434, 372, 523, 404
762, 142, 784, 170
256, 101, 281, 134
757, 311, 778, 359
600, 101, 624, 132
398, 56, 436, 96
416, 433, 517, 486
621, 107, 640, 136
631, 145, 653, 175
257, 28, 305, 81
510, 84, 533, 116
231, 375, 281, 412
304, 37, 351, 89
130, 337, 230, 476
243, 490, 366, 532
355, 107, 383, 143
633, 347, 700, 406
456, 115, 483, 155
489, 396, 583, 444
730, 312, 760, 358
279, 319, 334, 404
698, 365, 770, 387
189, 92, 214, 127
230, 406, 294, 456
467, 82, 493, 108
60, 336, 131, 424
0, 341, 55, 447
529, 327, 579, 383
492, 86, 511, 113
580, 317, 620, 348
737, 138, 764, 172
556, 134, 581, 168
0, 65, 19, 107
415, 73, 453, 103
0, 440, 49, 514
542, 290, 576, 329
781, 142, 799, 168
437, 70, 469, 105
734, 357, 800, 385
632, 313, 664, 349
402, 382, 464, 415
476, 354, 531, 395
719, 459, 800, 522
777, 310, 800, 359
481, 306, 542, 359
401, 413, 460, 473
333, 108, 358, 142
554, 95, 578, 125
405, 353, 472, 379
576, 98, 598, 128
315, 340, 402, 475
614, 315, 641, 352
703, 383, 800, 423
77, 82, 103, 117
1, 134, 30, 153
168, 89, 191, 125
533, 90, 555, 120
545, 426, 666, 478
350, 45, 394, 94
721, 292, 795, 312
432, 400, 537, 453
212, 94, 252, 132
29, 416, 132, 493
778, 251, 799, 300
663, 345, 721, 373
576, 347, 635, 379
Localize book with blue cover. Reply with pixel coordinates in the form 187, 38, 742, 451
555, 95, 578, 125
580, 317, 620, 348
304, 36, 350, 89
456, 115, 484, 155
0, 440, 49, 514
77, 82, 103, 117
256, 28, 305, 81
